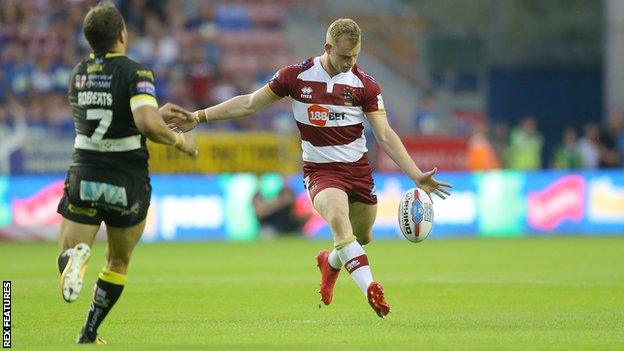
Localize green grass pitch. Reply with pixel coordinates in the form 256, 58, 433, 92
2, 236, 624, 350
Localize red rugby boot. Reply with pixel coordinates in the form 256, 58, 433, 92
367, 281, 391, 318
315, 250, 340, 305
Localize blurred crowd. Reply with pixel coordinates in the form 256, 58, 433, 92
464, 108, 624, 170
413, 92, 624, 170
1, 0, 621, 171
0, 0, 294, 133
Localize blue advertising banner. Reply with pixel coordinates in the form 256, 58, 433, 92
584, 171, 624, 233
1, 171, 623, 241
145, 175, 227, 241
524, 171, 586, 235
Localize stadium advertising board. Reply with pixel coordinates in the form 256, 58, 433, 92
524, 172, 586, 234
1, 175, 65, 240
0, 177, 9, 227
475, 171, 526, 236
147, 132, 301, 173
585, 171, 624, 233
1, 171, 622, 241
9, 134, 73, 174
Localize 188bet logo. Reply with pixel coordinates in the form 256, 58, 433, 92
307, 104, 346, 126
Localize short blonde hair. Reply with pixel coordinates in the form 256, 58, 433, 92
326, 18, 361, 47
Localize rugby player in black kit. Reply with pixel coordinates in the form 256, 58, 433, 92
55, 1, 197, 344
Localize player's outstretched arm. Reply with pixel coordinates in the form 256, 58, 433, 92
133, 104, 198, 157
170, 85, 282, 132
196, 84, 281, 122
367, 111, 452, 199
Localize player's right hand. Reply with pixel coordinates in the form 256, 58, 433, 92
414, 167, 452, 200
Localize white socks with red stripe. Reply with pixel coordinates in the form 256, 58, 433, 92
328, 249, 342, 270
336, 241, 373, 295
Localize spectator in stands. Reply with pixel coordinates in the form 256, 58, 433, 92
186, 44, 214, 106
133, 14, 179, 70
0, 70, 7, 101
608, 107, 624, 166
0, 0, 294, 133
552, 127, 582, 169
211, 76, 239, 106
30, 56, 54, 93
0, 103, 8, 128
467, 123, 500, 170
190, 2, 221, 67
253, 180, 301, 239
51, 50, 74, 93
413, 92, 440, 135
488, 121, 509, 167
578, 122, 600, 169
2, 43, 31, 96
507, 115, 543, 170
597, 108, 623, 168
0, 0, 23, 26
46, 93, 73, 132
0, 95, 27, 175
118, 0, 150, 30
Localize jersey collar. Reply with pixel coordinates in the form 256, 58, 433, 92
89, 52, 125, 59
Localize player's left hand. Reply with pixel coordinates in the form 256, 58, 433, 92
414, 167, 452, 200
159, 102, 194, 123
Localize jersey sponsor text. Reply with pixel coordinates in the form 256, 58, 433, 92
307, 105, 346, 127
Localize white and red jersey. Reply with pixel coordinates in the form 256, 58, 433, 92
267, 56, 385, 165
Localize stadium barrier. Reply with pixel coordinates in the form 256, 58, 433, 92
147, 132, 301, 173
376, 136, 469, 171
1, 170, 623, 241
7, 132, 302, 175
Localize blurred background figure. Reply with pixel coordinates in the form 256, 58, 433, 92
252, 177, 302, 239
551, 127, 582, 169
413, 92, 441, 136
578, 122, 600, 169
598, 108, 623, 168
488, 121, 509, 168
467, 123, 500, 170
507, 116, 543, 170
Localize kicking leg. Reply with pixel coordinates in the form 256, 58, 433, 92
349, 201, 376, 246
349, 201, 390, 317
58, 218, 100, 303
313, 189, 390, 317
77, 220, 145, 344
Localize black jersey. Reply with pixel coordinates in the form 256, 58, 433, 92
68, 52, 159, 174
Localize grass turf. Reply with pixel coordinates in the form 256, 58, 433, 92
2, 236, 623, 350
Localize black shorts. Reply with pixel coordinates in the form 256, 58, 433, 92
57, 166, 151, 227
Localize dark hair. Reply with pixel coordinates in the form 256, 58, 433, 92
83, 1, 125, 53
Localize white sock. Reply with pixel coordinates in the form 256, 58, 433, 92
337, 241, 373, 296
328, 249, 342, 270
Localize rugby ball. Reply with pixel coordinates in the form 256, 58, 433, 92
398, 187, 434, 243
